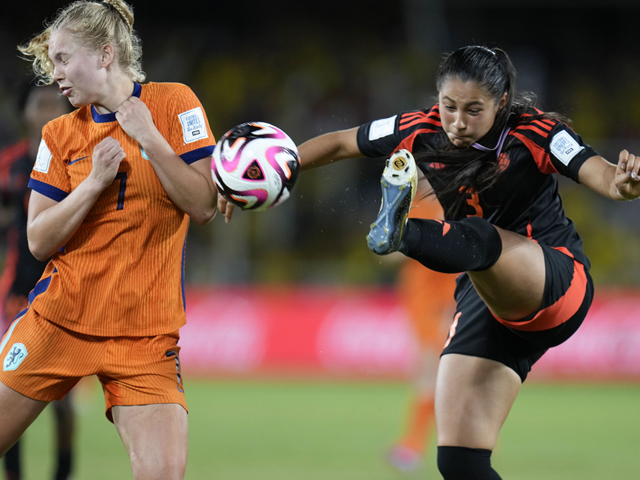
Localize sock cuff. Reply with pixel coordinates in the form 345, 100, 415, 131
399, 220, 422, 255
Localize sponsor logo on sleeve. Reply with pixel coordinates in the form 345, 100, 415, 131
550, 130, 584, 166
3, 343, 28, 371
34, 139, 52, 173
368, 115, 397, 141
178, 107, 209, 144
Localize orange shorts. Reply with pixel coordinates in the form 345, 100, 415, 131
0, 308, 187, 422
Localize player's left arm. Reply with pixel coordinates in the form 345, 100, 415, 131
115, 96, 217, 225
578, 150, 640, 201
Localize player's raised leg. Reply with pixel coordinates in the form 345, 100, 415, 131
368, 149, 547, 321
0, 382, 49, 457
112, 403, 188, 480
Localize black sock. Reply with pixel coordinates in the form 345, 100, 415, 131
3, 440, 21, 480
400, 216, 502, 273
438, 446, 502, 479
54, 450, 73, 480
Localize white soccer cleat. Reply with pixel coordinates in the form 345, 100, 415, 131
366, 149, 418, 255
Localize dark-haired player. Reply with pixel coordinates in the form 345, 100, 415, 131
282, 45, 639, 478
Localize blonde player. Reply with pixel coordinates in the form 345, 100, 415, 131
0, 1, 217, 479
289, 46, 640, 478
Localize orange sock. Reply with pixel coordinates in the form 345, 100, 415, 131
398, 397, 435, 453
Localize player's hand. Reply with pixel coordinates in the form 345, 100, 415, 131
115, 96, 157, 144
89, 137, 125, 189
217, 192, 235, 223
614, 150, 640, 200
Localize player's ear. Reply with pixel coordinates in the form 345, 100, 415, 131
498, 92, 507, 110
100, 44, 116, 68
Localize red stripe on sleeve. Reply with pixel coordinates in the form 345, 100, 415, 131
400, 112, 425, 123
512, 132, 558, 174
399, 110, 441, 129
518, 125, 551, 137
400, 117, 441, 131
531, 120, 553, 131
396, 129, 439, 152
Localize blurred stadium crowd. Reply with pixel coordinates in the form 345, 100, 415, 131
1, 0, 639, 286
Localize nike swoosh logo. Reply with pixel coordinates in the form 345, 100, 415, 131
69, 156, 88, 165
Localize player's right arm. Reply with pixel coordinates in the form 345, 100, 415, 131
297, 127, 361, 170
220, 127, 362, 223
27, 137, 125, 260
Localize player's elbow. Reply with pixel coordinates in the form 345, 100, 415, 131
28, 238, 53, 262
191, 205, 217, 226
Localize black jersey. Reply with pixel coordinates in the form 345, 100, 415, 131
0, 139, 47, 297
357, 105, 598, 269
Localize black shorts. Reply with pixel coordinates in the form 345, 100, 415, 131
441, 244, 594, 382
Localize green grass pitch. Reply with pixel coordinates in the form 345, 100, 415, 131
12, 379, 640, 479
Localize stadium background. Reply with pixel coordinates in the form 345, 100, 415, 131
1, 1, 640, 478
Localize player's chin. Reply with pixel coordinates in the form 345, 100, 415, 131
447, 133, 472, 148
67, 95, 87, 108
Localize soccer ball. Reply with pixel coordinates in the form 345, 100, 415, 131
211, 122, 300, 211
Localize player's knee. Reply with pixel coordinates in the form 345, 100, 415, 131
462, 216, 502, 271
437, 446, 501, 479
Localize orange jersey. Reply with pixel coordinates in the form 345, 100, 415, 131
28, 82, 215, 336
